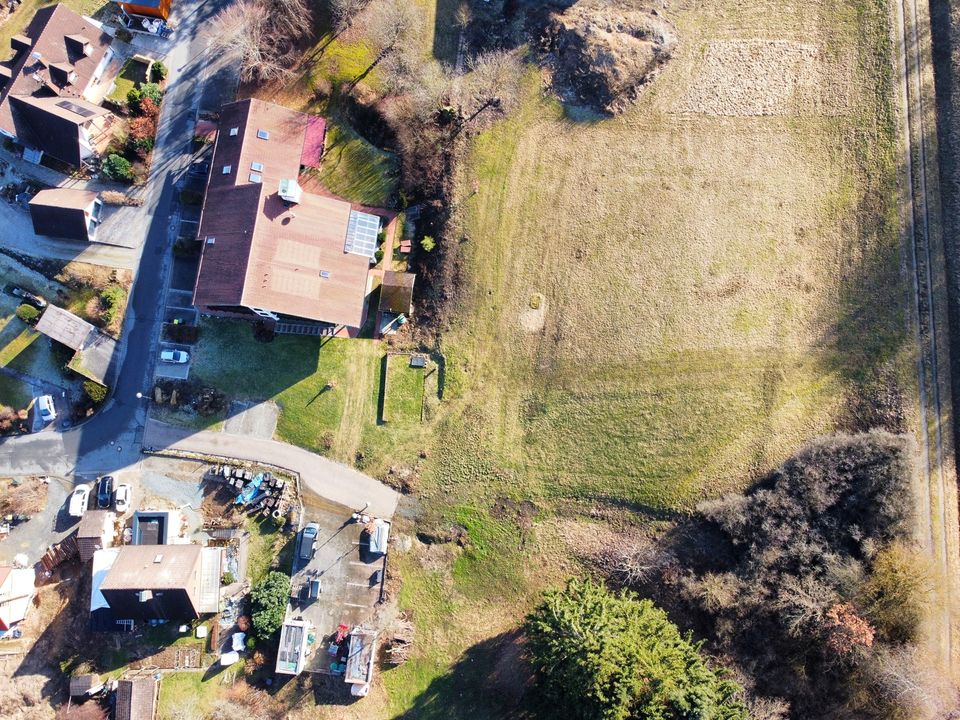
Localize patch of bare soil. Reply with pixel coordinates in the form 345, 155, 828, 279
675, 40, 849, 116
0, 477, 48, 516
201, 484, 245, 527
519, 293, 547, 333
541, 0, 679, 113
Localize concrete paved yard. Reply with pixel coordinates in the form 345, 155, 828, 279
288, 495, 385, 673
155, 342, 193, 380
223, 400, 279, 440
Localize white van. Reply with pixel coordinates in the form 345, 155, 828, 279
68, 485, 89, 518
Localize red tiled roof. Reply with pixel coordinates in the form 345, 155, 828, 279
193, 99, 370, 327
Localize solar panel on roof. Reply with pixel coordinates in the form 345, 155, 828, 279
344, 210, 380, 258
56, 99, 95, 118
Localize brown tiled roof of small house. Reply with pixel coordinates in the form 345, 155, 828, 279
379, 271, 415, 315
35, 305, 96, 351
193, 99, 370, 327
29, 188, 98, 240
69, 673, 101, 696
0, 4, 112, 165
115, 676, 158, 720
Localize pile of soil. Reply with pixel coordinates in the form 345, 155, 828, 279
542, 0, 678, 113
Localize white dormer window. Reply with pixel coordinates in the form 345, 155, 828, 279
251, 162, 263, 172
229, 127, 238, 136
256, 129, 269, 140
222, 165, 231, 174
249, 173, 262, 183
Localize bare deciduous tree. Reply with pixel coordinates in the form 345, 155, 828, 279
867, 645, 959, 719
207, 0, 311, 83
460, 50, 523, 128
594, 534, 675, 588
329, 0, 369, 32
365, 0, 420, 67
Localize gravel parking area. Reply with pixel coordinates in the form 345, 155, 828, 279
288, 495, 385, 673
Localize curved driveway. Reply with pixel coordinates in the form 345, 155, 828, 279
143, 419, 399, 518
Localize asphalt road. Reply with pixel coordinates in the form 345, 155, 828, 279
0, 0, 232, 477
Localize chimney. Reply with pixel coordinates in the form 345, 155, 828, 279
10, 34, 32, 55
50, 63, 76, 87
65, 34, 92, 57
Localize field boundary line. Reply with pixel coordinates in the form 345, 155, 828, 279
892, 0, 960, 671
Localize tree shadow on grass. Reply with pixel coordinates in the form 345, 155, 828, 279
391, 630, 538, 720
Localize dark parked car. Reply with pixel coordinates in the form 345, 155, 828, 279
96, 476, 114, 509
10, 286, 47, 309
297, 522, 319, 563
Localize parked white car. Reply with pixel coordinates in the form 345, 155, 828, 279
114, 483, 131, 513
160, 349, 189, 364
68, 485, 89, 518
35, 395, 56, 422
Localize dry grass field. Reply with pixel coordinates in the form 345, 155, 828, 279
377, 0, 912, 715
430, 0, 903, 512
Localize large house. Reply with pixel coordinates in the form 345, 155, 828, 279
0, 4, 115, 168
91, 545, 220, 628
192, 98, 384, 336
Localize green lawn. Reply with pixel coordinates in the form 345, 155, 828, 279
245, 516, 295, 586
382, 354, 425, 424
316, 121, 399, 207
0, 321, 39, 368
157, 671, 232, 720
162, 320, 439, 470
377, 0, 907, 713
107, 57, 149, 103
0, 373, 29, 410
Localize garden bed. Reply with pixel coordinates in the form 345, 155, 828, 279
380, 353, 425, 424
107, 56, 150, 103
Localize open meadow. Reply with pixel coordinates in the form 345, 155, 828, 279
375, 0, 913, 715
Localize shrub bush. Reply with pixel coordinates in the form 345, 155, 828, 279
420, 235, 436, 252
83, 381, 108, 404
102, 154, 133, 182
250, 571, 290, 640
140, 82, 163, 103
863, 543, 934, 643
99, 285, 126, 325
150, 60, 168, 83
222, 571, 236, 585
15, 304, 39, 324
126, 87, 141, 112
374, 248, 385, 264
139, 97, 160, 120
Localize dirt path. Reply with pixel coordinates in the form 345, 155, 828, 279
893, 0, 960, 672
